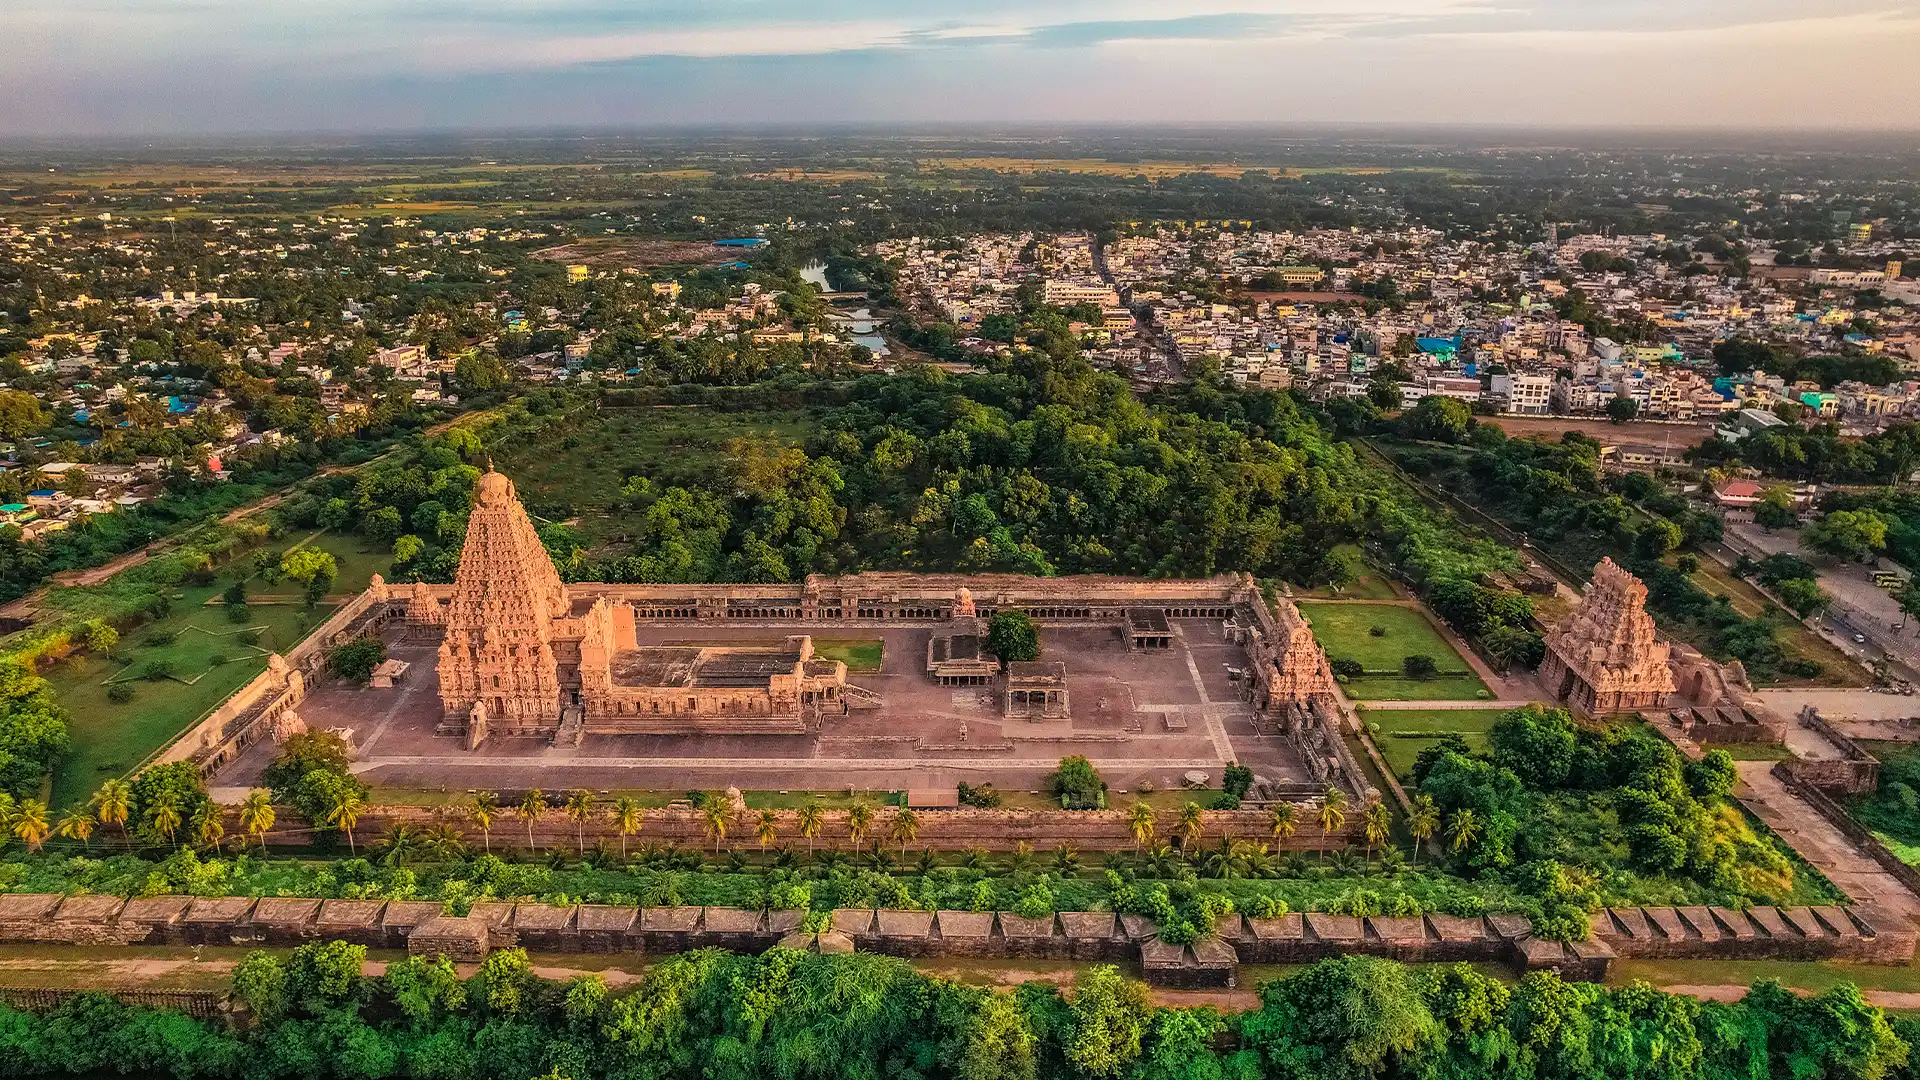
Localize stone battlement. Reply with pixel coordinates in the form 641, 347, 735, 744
0, 892, 1907, 988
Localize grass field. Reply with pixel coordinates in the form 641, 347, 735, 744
811, 638, 883, 672
43, 530, 391, 807
1362, 708, 1512, 779
43, 585, 334, 807
1608, 957, 1920, 995
1283, 546, 1400, 600
1342, 675, 1491, 702
1296, 603, 1472, 674
494, 406, 815, 549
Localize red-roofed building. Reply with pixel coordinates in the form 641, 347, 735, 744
1714, 480, 1764, 508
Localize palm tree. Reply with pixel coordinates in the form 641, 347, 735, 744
565, 790, 595, 855
701, 801, 730, 854
890, 808, 919, 856
754, 809, 779, 853
847, 800, 874, 849
12, 799, 49, 852
1407, 795, 1439, 865
328, 789, 365, 855
612, 797, 643, 858
796, 805, 824, 855
1447, 809, 1480, 855
148, 792, 182, 849
190, 801, 225, 854
1269, 802, 1298, 844
1318, 786, 1349, 847
470, 793, 497, 854
238, 790, 275, 854
1127, 802, 1156, 852
1177, 802, 1204, 848
1362, 800, 1392, 862
517, 789, 545, 852
94, 779, 131, 847
55, 806, 96, 851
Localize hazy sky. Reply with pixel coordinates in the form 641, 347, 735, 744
6, 0, 1919, 135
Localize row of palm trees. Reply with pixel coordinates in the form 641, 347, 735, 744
461, 791, 919, 858
13, 781, 1479, 865
0, 780, 281, 856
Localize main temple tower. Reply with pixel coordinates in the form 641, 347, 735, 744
437, 469, 568, 734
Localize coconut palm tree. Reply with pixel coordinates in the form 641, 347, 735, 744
1177, 802, 1205, 848
847, 800, 874, 849
890, 808, 919, 856
517, 789, 545, 852
1407, 794, 1439, 865
1318, 786, 1348, 846
1447, 809, 1480, 854
328, 789, 365, 855
796, 805, 824, 856
1269, 802, 1298, 844
470, 793, 497, 854
55, 805, 96, 851
612, 797, 643, 858
701, 801, 730, 854
565, 790, 595, 855
238, 791, 274, 854
190, 801, 225, 854
147, 792, 182, 849
1127, 802, 1156, 852
93, 779, 131, 847
12, 799, 49, 852
1362, 800, 1392, 862
755, 809, 779, 853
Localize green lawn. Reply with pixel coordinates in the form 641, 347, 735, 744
44, 582, 336, 807
811, 638, 884, 672
1296, 602, 1473, 674
1283, 545, 1400, 600
1342, 675, 1491, 702
1363, 708, 1512, 780
1610, 957, 1920, 996
42, 530, 390, 808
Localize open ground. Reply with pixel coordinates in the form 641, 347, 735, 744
213, 618, 1309, 799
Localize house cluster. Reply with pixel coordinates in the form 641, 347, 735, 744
884, 223, 1920, 422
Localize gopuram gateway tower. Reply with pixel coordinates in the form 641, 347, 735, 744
436, 469, 568, 740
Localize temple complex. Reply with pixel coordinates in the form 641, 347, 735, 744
199, 470, 1370, 804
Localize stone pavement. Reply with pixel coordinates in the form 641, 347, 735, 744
1755, 688, 1920, 723
1735, 761, 1920, 925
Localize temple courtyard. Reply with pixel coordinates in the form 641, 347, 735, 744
213, 619, 1315, 798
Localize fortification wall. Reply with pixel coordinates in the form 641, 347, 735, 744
0, 893, 1907, 989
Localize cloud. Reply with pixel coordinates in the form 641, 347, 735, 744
2, 0, 1917, 134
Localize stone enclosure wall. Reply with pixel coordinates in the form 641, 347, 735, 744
258, 804, 1367, 854
0, 891, 1908, 991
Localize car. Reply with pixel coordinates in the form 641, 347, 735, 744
1853, 633, 1868, 643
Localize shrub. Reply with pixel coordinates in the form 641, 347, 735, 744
1402, 654, 1438, 680
106, 682, 135, 704
328, 636, 387, 683
138, 659, 176, 681
1330, 657, 1364, 679
1368, 625, 1388, 637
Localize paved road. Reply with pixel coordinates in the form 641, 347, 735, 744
1723, 521, 1917, 680
1735, 761, 1920, 925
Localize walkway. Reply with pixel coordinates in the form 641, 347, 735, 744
1734, 761, 1920, 924
1359, 699, 1533, 711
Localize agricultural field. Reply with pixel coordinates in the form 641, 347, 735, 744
1296, 601, 1489, 701
1360, 708, 1512, 780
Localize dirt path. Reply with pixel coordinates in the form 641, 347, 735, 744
1736, 761, 1920, 924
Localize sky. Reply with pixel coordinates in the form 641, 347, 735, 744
5, 0, 1919, 136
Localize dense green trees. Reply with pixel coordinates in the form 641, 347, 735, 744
0, 947, 1908, 1080
0, 659, 71, 798
1413, 707, 1803, 927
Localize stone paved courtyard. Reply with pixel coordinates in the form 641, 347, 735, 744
214, 618, 1311, 797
